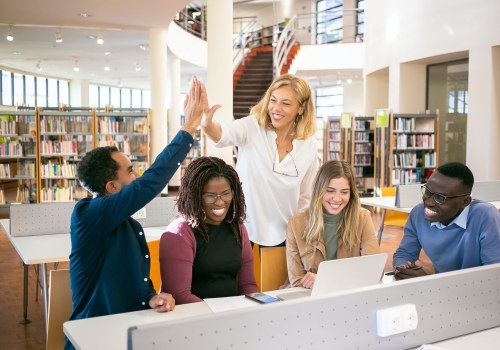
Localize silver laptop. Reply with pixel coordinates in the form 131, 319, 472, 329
277, 253, 388, 300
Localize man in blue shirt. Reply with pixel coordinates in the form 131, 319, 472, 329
65, 77, 206, 350
393, 162, 500, 279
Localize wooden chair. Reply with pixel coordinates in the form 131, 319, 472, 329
46, 269, 72, 350
260, 246, 288, 292
147, 240, 161, 293
381, 187, 409, 228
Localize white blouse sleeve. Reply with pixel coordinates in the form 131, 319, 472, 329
216, 115, 259, 148
298, 139, 319, 211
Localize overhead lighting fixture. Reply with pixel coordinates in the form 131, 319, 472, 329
73, 58, 80, 72
55, 29, 63, 43
336, 79, 341, 84
118, 81, 123, 88
347, 78, 353, 84
104, 51, 111, 56
139, 44, 149, 51
78, 12, 91, 18
104, 65, 110, 72
36, 62, 42, 72
96, 33, 104, 45
135, 63, 141, 72
6, 25, 14, 41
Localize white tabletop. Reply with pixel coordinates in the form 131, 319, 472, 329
360, 196, 500, 213
0, 218, 166, 266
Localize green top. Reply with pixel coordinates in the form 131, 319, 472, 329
323, 212, 339, 260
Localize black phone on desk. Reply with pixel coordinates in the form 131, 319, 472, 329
245, 292, 280, 304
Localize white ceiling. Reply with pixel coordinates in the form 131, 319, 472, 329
0, 0, 276, 90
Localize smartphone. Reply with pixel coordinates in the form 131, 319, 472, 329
245, 292, 280, 304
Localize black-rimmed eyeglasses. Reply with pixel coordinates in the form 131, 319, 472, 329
272, 148, 298, 177
421, 185, 470, 205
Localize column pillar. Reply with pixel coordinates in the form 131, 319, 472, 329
207, 0, 234, 165
167, 56, 182, 187
149, 28, 169, 193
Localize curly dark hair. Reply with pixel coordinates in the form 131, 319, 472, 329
177, 156, 246, 244
437, 162, 474, 192
77, 146, 119, 196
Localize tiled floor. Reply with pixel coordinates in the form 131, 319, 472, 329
0, 210, 434, 350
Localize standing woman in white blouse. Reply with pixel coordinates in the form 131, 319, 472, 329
201, 74, 319, 248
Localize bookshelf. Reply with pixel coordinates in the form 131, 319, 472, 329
323, 116, 346, 162
374, 110, 439, 193
0, 107, 150, 204
180, 127, 205, 177
0, 110, 38, 207
349, 115, 374, 196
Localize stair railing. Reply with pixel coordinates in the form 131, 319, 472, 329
273, 16, 298, 78
232, 16, 258, 72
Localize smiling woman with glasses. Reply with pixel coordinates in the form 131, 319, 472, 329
159, 157, 257, 305
200, 74, 319, 251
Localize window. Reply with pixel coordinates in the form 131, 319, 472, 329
25, 75, 35, 106
142, 90, 151, 108
59, 81, 69, 106
316, 0, 343, 44
36, 77, 47, 107
131, 89, 142, 108
13, 73, 24, 106
316, 86, 343, 119
100, 86, 110, 108
89, 84, 99, 107
357, 0, 365, 39
1, 71, 13, 106
47, 78, 58, 107
121, 88, 131, 108
110, 87, 121, 108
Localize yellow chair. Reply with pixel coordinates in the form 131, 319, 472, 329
260, 246, 288, 292
252, 243, 261, 291
46, 269, 72, 350
147, 240, 161, 293
381, 187, 409, 227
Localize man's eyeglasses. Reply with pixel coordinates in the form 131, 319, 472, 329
420, 185, 470, 205
202, 191, 233, 204
272, 149, 299, 177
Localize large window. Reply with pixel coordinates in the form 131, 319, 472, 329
356, 0, 365, 40
316, 85, 343, 118
0, 69, 69, 107
89, 84, 149, 109
427, 59, 469, 165
316, 0, 343, 44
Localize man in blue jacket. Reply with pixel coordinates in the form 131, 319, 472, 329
65, 77, 206, 350
393, 162, 500, 279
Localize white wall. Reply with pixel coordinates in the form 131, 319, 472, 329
291, 43, 364, 72
167, 22, 207, 68
343, 82, 364, 115
364, 0, 500, 180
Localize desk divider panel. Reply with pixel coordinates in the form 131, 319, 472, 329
471, 181, 500, 202
395, 184, 421, 208
128, 264, 500, 350
134, 196, 177, 228
10, 202, 76, 237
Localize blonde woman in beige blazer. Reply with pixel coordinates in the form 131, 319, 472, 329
284, 160, 380, 288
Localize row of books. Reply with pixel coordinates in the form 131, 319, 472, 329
394, 134, 435, 149
41, 185, 75, 202
97, 137, 147, 156
98, 117, 146, 134
393, 152, 417, 168
354, 154, 372, 166
0, 163, 12, 178
393, 117, 417, 131
392, 169, 422, 185
41, 116, 93, 134
354, 143, 372, 153
18, 161, 36, 178
328, 132, 341, 141
0, 142, 23, 156
354, 131, 371, 142
41, 161, 77, 178
328, 141, 341, 151
0, 119, 18, 135
328, 120, 340, 131
41, 140, 78, 155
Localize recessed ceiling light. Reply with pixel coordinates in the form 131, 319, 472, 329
135, 63, 141, 72
104, 66, 110, 72
139, 44, 149, 51
78, 13, 91, 18
104, 51, 111, 56
55, 29, 63, 43
6, 25, 14, 41
96, 33, 104, 45
11, 51, 21, 55
347, 78, 353, 84
36, 62, 42, 72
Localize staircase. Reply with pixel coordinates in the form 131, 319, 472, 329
233, 45, 300, 120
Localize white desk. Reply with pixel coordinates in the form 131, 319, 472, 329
0, 218, 166, 328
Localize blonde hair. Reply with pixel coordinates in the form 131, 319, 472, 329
302, 160, 361, 251
250, 74, 316, 140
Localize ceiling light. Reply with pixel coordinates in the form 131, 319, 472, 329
104, 51, 111, 55
104, 65, 110, 72
347, 78, 353, 84
55, 29, 63, 43
73, 58, 80, 72
118, 81, 123, 88
96, 33, 104, 45
336, 79, 341, 84
135, 63, 141, 72
36, 62, 42, 72
6, 25, 14, 41
139, 44, 149, 51
78, 13, 91, 18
